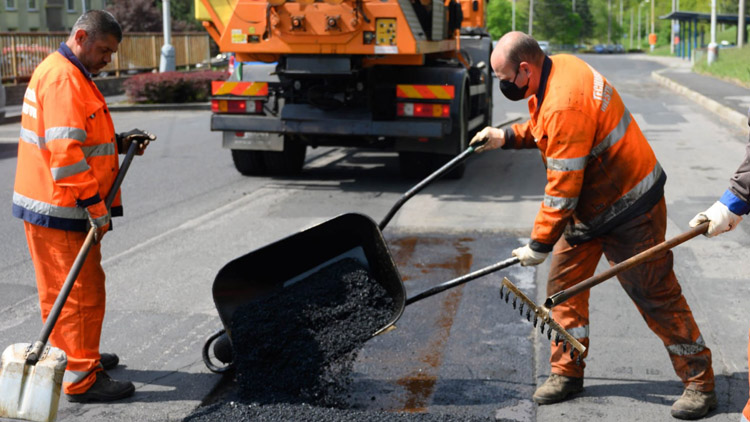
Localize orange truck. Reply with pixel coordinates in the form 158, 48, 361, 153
196, 0, 493, 178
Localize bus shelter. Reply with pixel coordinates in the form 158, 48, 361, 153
660, 11, 750, 59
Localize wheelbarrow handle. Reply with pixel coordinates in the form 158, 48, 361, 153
543, 221, 709, 309
405, 256, 520, 306
26, 139, 146, 365
378, 116, 522, 231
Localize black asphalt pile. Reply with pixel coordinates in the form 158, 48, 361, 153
229, 258, 395, 407
185, 401, 493, 421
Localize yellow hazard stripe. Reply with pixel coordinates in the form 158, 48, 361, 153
396, 84, 455, 99
212, 81, 268, 96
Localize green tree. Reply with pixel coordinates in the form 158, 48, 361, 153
534, 0, 582, 44
576, 0, 595, 41
487, 0, 513, 40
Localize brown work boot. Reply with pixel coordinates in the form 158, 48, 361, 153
671, 388, 717, 420
532, 373, 584, 404
66, 371, 135, 403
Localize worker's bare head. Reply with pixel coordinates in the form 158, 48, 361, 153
491, 32, 545, 101
67, 10, 122, 74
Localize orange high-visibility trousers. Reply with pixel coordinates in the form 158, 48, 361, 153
546, 198, 714, 392
24, 221, 105, 395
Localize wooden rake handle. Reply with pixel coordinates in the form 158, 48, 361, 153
544, 221, 709, 309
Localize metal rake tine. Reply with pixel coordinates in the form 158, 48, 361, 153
512, 296, 517, 309
519, 302, 524, 316
499, 285, 505, 300
555, 333, 561, 346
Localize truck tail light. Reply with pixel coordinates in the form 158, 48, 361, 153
211, 99, 263, 114
396, 102, 450, 118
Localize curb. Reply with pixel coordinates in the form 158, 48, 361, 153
651, 69, 747, 130
107, 102, 211, 112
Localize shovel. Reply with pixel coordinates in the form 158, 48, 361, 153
0, 138, 147, 422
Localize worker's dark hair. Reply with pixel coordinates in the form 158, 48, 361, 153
506, 33, 544, 68
70, 10, 122, 43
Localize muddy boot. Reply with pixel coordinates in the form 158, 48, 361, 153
671, 388, 717, 420
66, 371, 135, 403
532, 373, 584, 404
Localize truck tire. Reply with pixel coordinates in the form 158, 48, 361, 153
262, 136, 306, 175
231, 149, 266, 176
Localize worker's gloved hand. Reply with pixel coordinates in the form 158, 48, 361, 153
469, 126, 505, 153
117, 128, 156, 155
512, 244, 549, 266
85, 202, 111, 244
689, 201, 743, 237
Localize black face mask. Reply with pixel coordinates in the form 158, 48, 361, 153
500, 64, 528, 101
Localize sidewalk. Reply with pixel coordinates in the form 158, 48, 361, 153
648, 54, 750, 130
1, 94, 209, 125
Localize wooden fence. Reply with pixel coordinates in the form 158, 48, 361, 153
0, 32, 211, 83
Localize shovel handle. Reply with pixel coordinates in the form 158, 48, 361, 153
26, 140, 144, 365
378, 117, 522, 231
543, 222, 709, 309
405, 256, 520, 306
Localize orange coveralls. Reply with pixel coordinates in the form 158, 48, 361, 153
12, 46, 121, 394
503, 54, 714, 392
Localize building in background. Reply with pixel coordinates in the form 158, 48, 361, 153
0, 0, 109, 32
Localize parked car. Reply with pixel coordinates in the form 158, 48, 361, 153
614, 44, 626, 53
538, 40, 551, 55
593, 44, 607, 54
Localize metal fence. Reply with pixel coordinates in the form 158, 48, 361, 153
0, 32, 211, 83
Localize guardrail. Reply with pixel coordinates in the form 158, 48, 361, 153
0, 32, 211, 84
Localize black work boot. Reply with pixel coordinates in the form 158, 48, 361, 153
671, 388, 717, 420
532, 373, 584, 404
66, 371, 135, 403
100, 353, 119, 370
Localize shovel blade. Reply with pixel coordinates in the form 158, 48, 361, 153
0, 343, 66, 422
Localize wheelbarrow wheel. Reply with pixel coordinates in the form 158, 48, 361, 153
202, 329, 234, 374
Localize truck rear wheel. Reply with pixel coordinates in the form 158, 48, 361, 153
262, 136, 306, 175
231, 150, 266, 176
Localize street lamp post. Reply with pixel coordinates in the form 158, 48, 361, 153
637, 1, 644, 50
707, 0, 718, 64
650, 0, 655, 51
529, 0, 534, 36
159, 0, 176, 72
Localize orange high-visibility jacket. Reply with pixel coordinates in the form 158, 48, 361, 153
503, 54, 665, 252
13, 47, 121, 232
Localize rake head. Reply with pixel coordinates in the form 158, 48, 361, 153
500, 277, 586, 365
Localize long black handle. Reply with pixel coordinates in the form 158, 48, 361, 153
378, 117, 522, 231
405, 256, 520, 306
26, 140, 143, 365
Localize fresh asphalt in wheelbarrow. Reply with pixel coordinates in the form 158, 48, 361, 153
185, 232, 535, 421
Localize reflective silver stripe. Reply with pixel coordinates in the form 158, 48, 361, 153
51, 158, 90, 181
667, 335, 706, 356
590, 109, 632, 160
63, 369, 92, 384
13, 191, 88, 220
565, 325, 589, 339
547, 156, 587, 172
20, 128, 46, 149
82, 143, 115, 158
741, 414, 749, 422
567, 162, 663, 237
544, 194, 578, 210
46, 127, 86, 143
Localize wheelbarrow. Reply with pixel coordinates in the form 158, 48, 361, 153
202, 120, 533, 373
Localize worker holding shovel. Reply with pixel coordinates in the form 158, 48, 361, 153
470, 31, 716, 419
11, 10, 154, 403
689, 121, 750, 422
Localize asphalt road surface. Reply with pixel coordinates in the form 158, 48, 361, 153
0, 53, 748, 421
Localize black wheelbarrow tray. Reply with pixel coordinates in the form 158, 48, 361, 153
202, 134, 522, 373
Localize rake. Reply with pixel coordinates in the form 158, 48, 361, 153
500, 277, 586, 364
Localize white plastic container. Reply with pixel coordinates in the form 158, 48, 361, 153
0, 343, 67, 422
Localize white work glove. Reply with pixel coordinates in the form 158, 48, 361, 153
469, 126, 505, 152
689, 201, 743, 237
512, 244, 549, 266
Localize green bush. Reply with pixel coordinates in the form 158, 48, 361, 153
123, 70, 229, 103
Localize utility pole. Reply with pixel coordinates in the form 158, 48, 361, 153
159, 0, 176, 72
608, 0, 612, 44
638, 2, 642, 49
82, 0, 87, 13
739, 0, 746, 47
708, 0, 718, 64
529, 0, 534, 36
630, 8, 634, 49
650, 0, 655, 51
670, 0, 676, 53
